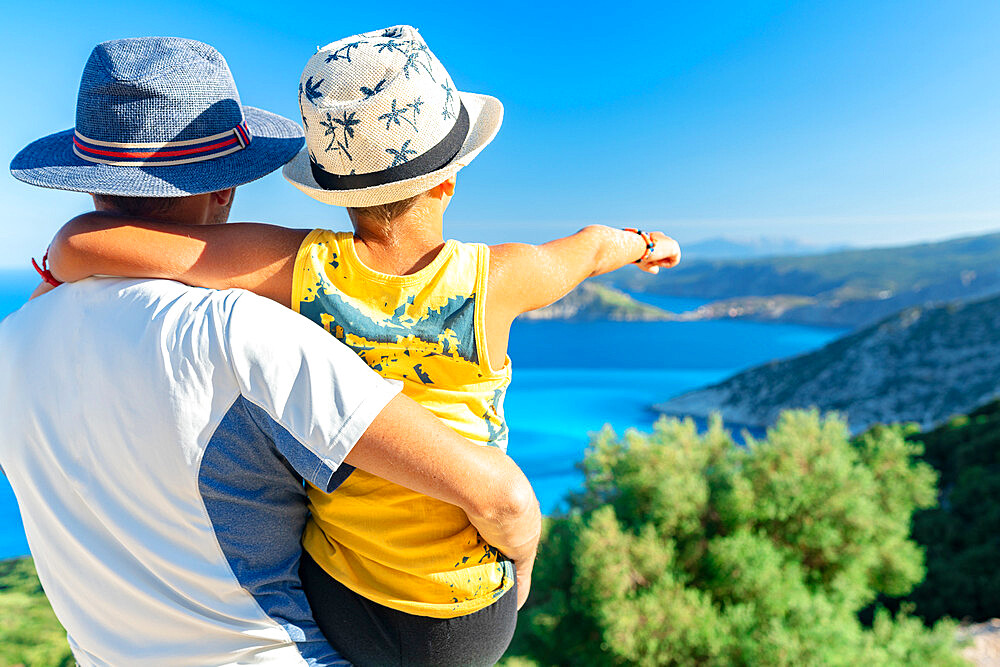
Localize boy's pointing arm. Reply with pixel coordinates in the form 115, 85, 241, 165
489, 225, 681, 316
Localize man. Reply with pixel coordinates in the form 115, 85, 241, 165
2, 37, 539, 666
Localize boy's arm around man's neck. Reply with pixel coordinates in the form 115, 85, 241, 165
47, 212, 310, 307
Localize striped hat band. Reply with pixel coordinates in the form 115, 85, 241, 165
72, 121, 252, 167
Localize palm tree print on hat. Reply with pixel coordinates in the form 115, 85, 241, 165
375, 39, 405, 54
386, 139, 417, 167
320, 111, 361, 160
359, 78, 387, 100
440, 81, 456, 120
379, 98, 423, 132
409, 96, 424, 117
334, 111, 361, 141
412, 41, 431, 58
382, 27, 405, 38
325, 41, 366, 63
303, 76, 324, 104
411, 42, 436, 75
402, 50, 436, 82
319, 114, 339, 154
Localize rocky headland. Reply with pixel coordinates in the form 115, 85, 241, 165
654, 293, 1000, 432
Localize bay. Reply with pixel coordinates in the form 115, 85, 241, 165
0, 278, 845, 557
504, 315, 844, 512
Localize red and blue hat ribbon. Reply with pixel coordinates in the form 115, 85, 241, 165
72, 121, 252, 167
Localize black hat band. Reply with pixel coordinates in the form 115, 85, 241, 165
310, 102, 469, 191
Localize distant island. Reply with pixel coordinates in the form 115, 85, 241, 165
592, 231, 1000, 328
655, 292, 1000, 432
519, 281, 674, 322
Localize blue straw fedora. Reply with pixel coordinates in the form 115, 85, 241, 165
10, 37, 304, 197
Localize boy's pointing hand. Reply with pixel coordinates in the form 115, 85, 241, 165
638, 232, 681, 274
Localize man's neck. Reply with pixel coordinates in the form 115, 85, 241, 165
93, 191, 219, 226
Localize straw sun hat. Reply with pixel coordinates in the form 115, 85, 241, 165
10, 37, 304, 197
283, 25, 503, 208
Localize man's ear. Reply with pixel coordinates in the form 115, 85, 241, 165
212, 188, 235, 206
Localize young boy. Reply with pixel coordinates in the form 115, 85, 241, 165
42, 26, 680, 666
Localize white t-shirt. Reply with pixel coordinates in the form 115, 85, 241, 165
0, 278, 401, 666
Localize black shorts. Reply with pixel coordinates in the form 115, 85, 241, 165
299, 550, 518, 667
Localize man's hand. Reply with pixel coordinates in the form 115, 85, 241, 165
344, 394, 541, 608
514, 553, 535, 608
463, 471, 540, 609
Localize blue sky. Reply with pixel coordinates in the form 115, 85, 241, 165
3, 0, 1000, 267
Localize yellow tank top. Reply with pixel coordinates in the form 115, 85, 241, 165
292, 229, 513, 618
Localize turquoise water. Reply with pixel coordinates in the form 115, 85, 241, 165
0, 271, 42, 558
504, 312, 844, 512
628, 293, 710, 313
0, 280, 845, 558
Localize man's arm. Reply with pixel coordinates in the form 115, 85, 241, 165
47, 213, 307, 307
345, 394, 540, 608
225, 291, 540, 607
488, 225, 681, 320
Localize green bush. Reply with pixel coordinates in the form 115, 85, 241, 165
0, 557, 73, 667
905, 399, 1000, 622
505, 411, 963, 666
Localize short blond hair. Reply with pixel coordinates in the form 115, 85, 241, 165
347, 194, 421, 231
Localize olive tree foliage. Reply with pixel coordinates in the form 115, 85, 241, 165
505, 411, 963, 666
905, 399, 1000, 622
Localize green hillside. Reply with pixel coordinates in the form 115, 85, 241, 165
0, 557, 73, 667
656, 292, 1000, 432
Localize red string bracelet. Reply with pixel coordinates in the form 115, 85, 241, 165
622, 228, 655, 263
31, 249, 62, 287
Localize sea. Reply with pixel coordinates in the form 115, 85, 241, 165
0, 272, 845, 559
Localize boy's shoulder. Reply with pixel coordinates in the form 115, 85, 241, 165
303, 228, 352, 246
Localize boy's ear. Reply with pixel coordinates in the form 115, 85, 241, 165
429, 176, 457, 199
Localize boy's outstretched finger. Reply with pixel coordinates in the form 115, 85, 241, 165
659, 255, 680, 268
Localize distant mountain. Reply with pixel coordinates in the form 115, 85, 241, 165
654, 293, 1000, 432
681, 236, 842, 261
602, 231, 1000, 328
519, 281, 673, 322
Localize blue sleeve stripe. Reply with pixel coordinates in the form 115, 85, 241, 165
240, 398, 341, 491
199, 397, 347, 665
